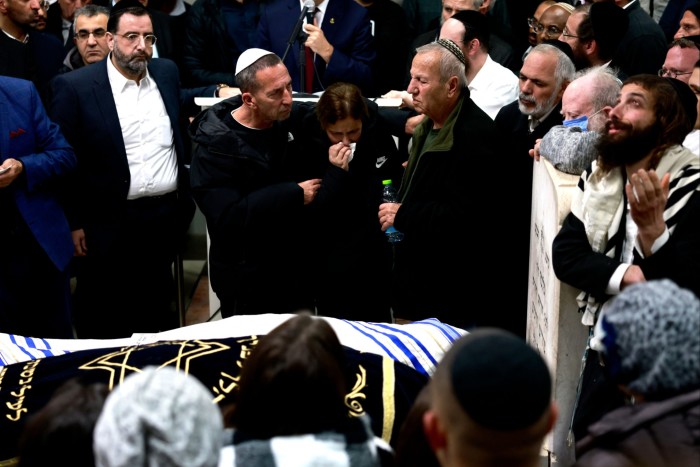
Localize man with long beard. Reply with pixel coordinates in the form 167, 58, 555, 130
47, 3, 195, 338
552, 74, 700, 448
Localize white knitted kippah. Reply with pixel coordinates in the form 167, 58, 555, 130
93, 366, 223, 467
235, 48, 276, 76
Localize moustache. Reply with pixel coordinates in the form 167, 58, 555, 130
605, 117, 631, 133
519, 93, 535, 104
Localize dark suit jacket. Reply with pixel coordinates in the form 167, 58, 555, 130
611, 0, 667, 77
0, 31, 64, 104
257, 0, 376, 95
494, 99, 564, 335
47, 57, 194, 238
0, 76, 76, 271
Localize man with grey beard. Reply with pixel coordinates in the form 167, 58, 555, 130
493, 42, 575, 336
47, 2, 195, 338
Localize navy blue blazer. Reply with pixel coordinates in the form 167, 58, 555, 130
0, 76, 76, 271
257, 0, 376, 95
47, 57, 194, 233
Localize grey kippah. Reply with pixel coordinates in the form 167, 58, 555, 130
597, 279, 700, 399
449, 329, 552, 430
93, 366, 223, 467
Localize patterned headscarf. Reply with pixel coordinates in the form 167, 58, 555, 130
591, 279, 700, 400
93, 366, 224, 467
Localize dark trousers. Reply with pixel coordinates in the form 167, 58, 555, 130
0, 205, 73, 339
73, 193, 182, 338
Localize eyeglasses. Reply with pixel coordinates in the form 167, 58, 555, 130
527, 17, 541, 31
561, 28, 579, 39
528, 18, 563, 38
657, 68, 692, 79
39, 0, 50, 10
113, 32, 157, 47
75, 29, 107, 41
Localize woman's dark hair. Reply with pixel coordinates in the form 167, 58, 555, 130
315, 82, 368, 130
226, 313, 349, 438
17, 378, 110, 467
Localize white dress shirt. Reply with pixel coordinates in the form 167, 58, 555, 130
468, 55, 519, 120
106, 55, 178, 199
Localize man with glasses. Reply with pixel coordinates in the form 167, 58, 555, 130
59, 4, 110, 72
659, 37, 700, 84
532, 2, 573, 46
47, 2, 196, 338
0, 0, 65, 103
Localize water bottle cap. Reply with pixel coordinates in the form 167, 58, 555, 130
382, 179, 393, 185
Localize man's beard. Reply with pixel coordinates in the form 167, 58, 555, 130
112, 41, 150, 76
518, 87, 560, 119
596, 119, 662, 169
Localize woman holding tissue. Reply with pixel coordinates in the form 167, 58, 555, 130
297, 82, 404, 322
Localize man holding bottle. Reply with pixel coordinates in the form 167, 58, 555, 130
378, 39, 499, 331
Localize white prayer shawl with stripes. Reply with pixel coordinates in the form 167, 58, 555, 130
570, 145, 700, 325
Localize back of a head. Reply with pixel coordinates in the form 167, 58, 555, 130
18, 378, 109, 467
428, 328, 554, 467
450, 10, 491, 53
228, 314, 349, 438
93, 366, 223, 467
592, 279, 700, 401
588, 1, 629, 61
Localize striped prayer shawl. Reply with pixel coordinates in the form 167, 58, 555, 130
570, 145, 700, 325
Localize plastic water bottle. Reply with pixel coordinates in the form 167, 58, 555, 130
382, 179, 404, 244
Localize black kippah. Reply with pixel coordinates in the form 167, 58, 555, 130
665, 77, 698, 128
450, 329, 552, 431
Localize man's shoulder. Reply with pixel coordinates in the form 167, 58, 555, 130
53, 58, 106, 85
494, 99, 521, 122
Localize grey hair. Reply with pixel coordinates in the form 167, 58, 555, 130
415, 41, 469, 89
574, 65, 621, 113
73, 4, 110, 29
235, 53, 284, 93
530, 43, 576, 91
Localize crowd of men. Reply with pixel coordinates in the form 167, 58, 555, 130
1, 0, 699, 462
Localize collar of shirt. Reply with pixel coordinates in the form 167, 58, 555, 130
106, 52, 152, 94
528, 105, 557, 133
622, 0, 636, 9
2, 28, 28, 43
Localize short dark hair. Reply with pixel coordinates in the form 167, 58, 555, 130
107, 3, 151, 34
73, 4, 110, 30
450, 9, 490, 53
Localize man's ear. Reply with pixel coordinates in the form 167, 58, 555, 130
241, 92, 255, 108
585, 39, 598, 60
422, 409, 447, 453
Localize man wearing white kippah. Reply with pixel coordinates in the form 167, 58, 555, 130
189, 48, 321, 318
